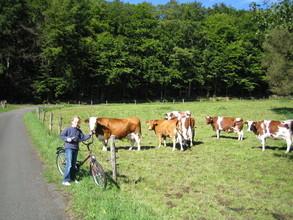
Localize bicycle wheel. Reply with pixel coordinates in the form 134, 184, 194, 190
90, 160, 106, 188
56, 149, 66, 176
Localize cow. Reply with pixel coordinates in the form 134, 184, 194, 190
146, 119, 184, 151
205, 116, 244, 140
246, 119, 293, 153
181, 117, 196, 146
85, 116, 142, 151
165, 111, 195, 146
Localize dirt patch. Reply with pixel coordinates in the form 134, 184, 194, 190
166, 201, 176, 208
175, 192, 183, 199
215, 195, 231, 206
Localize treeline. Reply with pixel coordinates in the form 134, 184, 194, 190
0, 0, 292, 103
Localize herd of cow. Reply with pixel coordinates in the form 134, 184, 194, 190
85, 111, 293, 153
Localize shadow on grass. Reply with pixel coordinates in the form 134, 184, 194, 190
76, 168, 120, 189
165, 140, 204, 151
116, 145, 156, 151
252, 145, 287, 152
271, 107, 293, 118
273, 152, 293, 160
105, 171, 120, 189
118, 174, 144, 185
211, 135, 245, 140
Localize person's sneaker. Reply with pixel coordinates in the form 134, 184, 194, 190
74, 180, 80, 184
62, 181, 71, 186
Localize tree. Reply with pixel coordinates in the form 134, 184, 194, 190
262, 27, 293, 95
0, 0, 41, 102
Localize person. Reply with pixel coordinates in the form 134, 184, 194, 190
60, 116, 92, 186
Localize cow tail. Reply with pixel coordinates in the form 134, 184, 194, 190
137, 120, 142, 137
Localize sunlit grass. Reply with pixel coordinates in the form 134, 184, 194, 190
0, 104, 25, 113
25, 99, 293, 219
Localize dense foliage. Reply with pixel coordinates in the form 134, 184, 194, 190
0, 0, 292, 103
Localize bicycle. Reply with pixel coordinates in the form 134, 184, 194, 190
56, 137, 106, 188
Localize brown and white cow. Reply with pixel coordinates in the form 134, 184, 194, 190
205, 116, 244, 140
146, 119, 183, 151
246, 119, 292, 153
85, 116, 142, 151
165, 111, 195, 146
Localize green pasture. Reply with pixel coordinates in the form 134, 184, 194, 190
24, 99, 293, 220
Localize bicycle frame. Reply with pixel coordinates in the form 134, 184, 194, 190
77, 136, 95, 169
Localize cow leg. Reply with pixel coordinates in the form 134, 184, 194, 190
261, 137, 266, 151
172, 136, 176, 151
216, 130, 220, 139
178, 134, 184, 151
238, 130, 244, 141
285, 137, 292, 153
129, 133, 141, 151
163, 137, 166, 147
157, 135, 162, 149
136, 136, 141, 151
187, 128, 193, 146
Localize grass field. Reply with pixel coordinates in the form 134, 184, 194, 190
24, 99, 293, 220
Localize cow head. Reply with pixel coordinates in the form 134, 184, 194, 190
205, 116, 213, 124
185, 111, 191, 117
165, 111, 178, 120
85, 117, 97, 133
146, 120, 158, 130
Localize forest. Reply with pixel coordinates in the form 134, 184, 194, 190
0, 0, 292, 103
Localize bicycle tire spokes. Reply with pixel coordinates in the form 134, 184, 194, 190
56, 150, 66, 176
91, 161, 106, 188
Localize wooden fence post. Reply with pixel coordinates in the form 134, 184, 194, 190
110, 136, 117, 181
58, 115, 63, 134
49, 112, 53, 133
37, 107, 40, 120
42, 111, 46, 124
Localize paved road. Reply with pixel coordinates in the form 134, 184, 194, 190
0, 108, 68, 220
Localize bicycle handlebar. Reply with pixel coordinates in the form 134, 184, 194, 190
82, 135, 94, 146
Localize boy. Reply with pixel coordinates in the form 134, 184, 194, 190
60, 116, 92, 186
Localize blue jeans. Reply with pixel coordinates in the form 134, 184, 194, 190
63, 148, 78, 182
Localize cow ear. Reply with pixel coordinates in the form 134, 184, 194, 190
84, 118, 89, 123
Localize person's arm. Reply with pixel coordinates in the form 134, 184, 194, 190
78, 129, 91, 142
60, 128, 72, 142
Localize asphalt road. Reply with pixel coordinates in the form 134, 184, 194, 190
0, 108, 68, 220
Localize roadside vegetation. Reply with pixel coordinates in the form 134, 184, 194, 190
24, 99, 293, 219
0, 104, 26, 113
